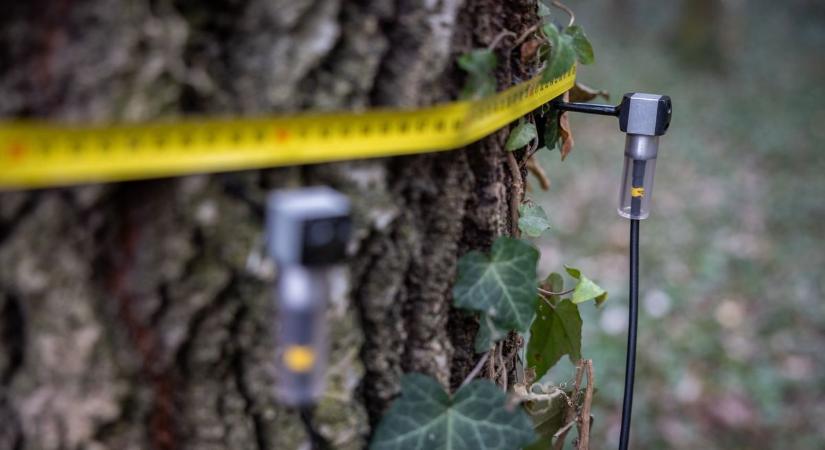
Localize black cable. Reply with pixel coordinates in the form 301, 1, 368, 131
299, 406, 331, 450
619, 219, 640, 450
551, 99, 620, 117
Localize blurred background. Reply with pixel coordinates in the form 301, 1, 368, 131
536, 0, 825, 448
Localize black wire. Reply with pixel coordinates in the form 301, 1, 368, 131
299, 406, 331, 450
619, 219, 640, 450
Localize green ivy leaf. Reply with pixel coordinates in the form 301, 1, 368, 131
540, 22, 560, 43
564, 265, 608, 305
475, 313, 508, 353
505, 121, 537, 151
564, 25, 595, 65
537, 0, 552, 18
458, 49, 498, 100
540, 24, 576, 83
541, 109, 561, 152
518, 203, 551, 237
453, 237, 539, 332
370, 374, 537, 450
527, 299, 582, 380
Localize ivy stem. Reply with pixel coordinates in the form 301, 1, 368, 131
511, 2, 575, 52
552, 1, 575, 27
460, 351, 491, 389
487, 30, 517, 50
511, 24, 539, 49
525, 156, 551, 190
519, 141, 542, 168
539, 287, 575, 297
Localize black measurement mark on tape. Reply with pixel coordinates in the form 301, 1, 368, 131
155, 133, 167, 148
181, 132, 194, 147
254, 128, 266, 142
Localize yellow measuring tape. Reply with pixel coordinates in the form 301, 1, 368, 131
0, 68, 575, 189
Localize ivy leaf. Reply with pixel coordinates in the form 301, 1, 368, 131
505, 120, 537, 151
541, 24, 576, 83
458, 49, 498, 100
540, 22, 560, 43
527, 299, 582, 380
537, 0, 552, 18
564, 265, 608, 305
541, 109, 561, 152
564, 25, 595, 65
475, 313, 509, 353
540, 272, 564, 304
371, 374, 537, 450
518, 203, 551, 237
453, 237, 539, 332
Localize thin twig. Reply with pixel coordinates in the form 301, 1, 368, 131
494, 341, 522, 382
519, 143, 542, 168
552, 420, 576, 441
488, 30, 517, 50
552, 1, 575, 27
506, 150, 523, 237
554, 360, 585, 450
460, 351, 491, 389
488, 344, 497, 380
498, 343, 507, 389
578, 360, 595, 450
539, 287, 576, 297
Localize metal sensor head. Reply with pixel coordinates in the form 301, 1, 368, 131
619, 93, 672, 137
266, 186, 351, 407
617, 93, 672, 220
266, 187, 351, 266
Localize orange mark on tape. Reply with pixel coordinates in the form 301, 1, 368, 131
275, 128, 290, 143
6, 141, 27, 162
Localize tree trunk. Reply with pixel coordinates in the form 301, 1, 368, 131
0, 0, 536, 448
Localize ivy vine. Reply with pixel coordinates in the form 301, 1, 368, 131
370, 2, 605, 449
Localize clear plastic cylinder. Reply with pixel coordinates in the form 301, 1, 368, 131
274, 265, 329, 406
618, 156, 656, 220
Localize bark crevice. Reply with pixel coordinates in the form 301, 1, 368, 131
0, 1, 541, 448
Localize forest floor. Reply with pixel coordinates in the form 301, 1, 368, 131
531, 1, 825, 448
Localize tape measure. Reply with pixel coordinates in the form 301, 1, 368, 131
0, 68, 575, 189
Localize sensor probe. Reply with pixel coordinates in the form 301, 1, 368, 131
553, 93, 672, 450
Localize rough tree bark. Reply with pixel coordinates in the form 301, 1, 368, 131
0, 0, 538, 448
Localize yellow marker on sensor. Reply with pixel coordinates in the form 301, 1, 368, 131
0, 68, 575, 189
631, 187, 645, 198
283, 345, 316, 373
